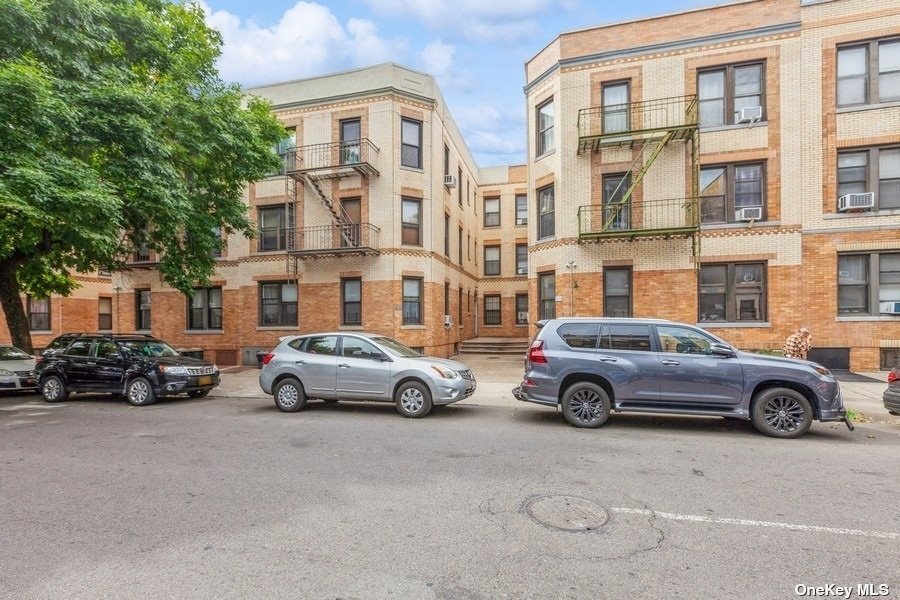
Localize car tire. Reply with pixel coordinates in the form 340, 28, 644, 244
187, 389, 210, 399
126, 377, 157, 406
394, 381, 433, 418
274, 378, 306, 413
888, 410, 899, 417
751, 387, 813, 439
561, 382, 611, 428
41, 375, 69, 403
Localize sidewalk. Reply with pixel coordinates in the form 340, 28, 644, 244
216, 358, 899, 424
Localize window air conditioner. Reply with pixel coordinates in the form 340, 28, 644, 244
737, 106, 763, 123
517, 312, 529, 323
516, 217, 528, 226
735, 207, 763, 221
837, 192, 875, 212
517, 267, 527, 275
443, 314, 452, 326
443, 175, 457, 188
879, 301, 900, 315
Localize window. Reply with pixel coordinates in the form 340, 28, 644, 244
698, 63, 764, 127
515, 194, 528, 225
536, 99, 554, 156
443, 144, 450, 177
258, 205, 293, 251
65, 338, 93, 357
340, 198, 361, 247
516, 294, 528, 325
559, 322, 600, 349
458, 226, 463, 265
98, 297, 112, 331
515, 244, 528, 276
539, 272, 555, 320
134, 290, 151, 330
484, 197, 500, 227
484, 246, 500, 276
537, 185, 555, 239
458, 287, 463, 325
602, 81, 630, 134
401, 198, 421, 245
603, 173, 632, 231
341, 336, 381, 360
305, 336, 337, 356
700, 163, 765, 223
342, 278, 361, 325
837, 147, 900, 210
444, 282, 450, 317
210, 226, 222, 258
603, 324, 652, 352
657, 325, 717, 355
467, 232, 471, 260
134, 242, 152, 263
402, 278, 423, 325
458, 167, 463, 206
837, 39, 900, 107
188, 287, 223, 330
484, 295, 501, 326
444, 213, 450, 257
467, 179, 471, 205
340, 118, 361, 164
259, 282, 297, 327
603, 268, 632, 317
839, 252, 900, 315
401, 118, 422, 168
699, 263, 766, 323
95, 339, 119, 359
27, 296, 50, 331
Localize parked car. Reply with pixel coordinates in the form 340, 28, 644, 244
0, 345, 38, 393
884, 367, 899, 416
512, 318, 853, 439
35, 334, 220, 406
259, 333, 476, 418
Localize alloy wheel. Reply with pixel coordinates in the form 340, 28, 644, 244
43, 379, 60, 401
569, 389, 604, 424
129, 380, 150, 404
763, 396, 807, 433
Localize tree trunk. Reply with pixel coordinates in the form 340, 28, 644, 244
0, 259, 33, 354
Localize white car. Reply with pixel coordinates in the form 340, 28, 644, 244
0, 345, 38, 393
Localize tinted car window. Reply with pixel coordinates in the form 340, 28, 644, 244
557, 323, 600, 349
605, 325, 652, 351
0, 346, 30, 360
287, 337, 307, 351
657, 325, 716, 355
119, 339, 178, 358
44, 335, 74, 353
305, 336, 337, 356
95, 340, 120, 358
341, 337, 382, 360
65, 339, 93, 357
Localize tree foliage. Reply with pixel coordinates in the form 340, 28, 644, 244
0, 0, 284, 350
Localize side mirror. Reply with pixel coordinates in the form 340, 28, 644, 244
710, 343, 735, 357
378, 354, 393, 362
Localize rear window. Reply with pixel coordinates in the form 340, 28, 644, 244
604, 324, 652, 352
557, 323, 600, 349
305, 336, 337, 356
287, 337, 307, 351
65, 339, 93, 357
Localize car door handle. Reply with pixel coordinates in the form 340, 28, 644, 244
597, 356, 617, 363
338, 363, 350, 369
293, 360, 305, 365
662, 359, 680, 366
86, 361, 96, 366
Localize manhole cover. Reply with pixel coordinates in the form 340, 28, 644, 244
523, 495, 609, 532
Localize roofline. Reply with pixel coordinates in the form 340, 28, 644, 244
244, 62, 434, 92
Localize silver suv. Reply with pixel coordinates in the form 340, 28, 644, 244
512, 318, 853, 438
259, 333, 476, 418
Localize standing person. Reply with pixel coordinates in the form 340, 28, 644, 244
783, 327, 812, 360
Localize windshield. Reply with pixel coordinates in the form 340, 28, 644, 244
118, 340, 180, 358
0, 346, 31, 360
372, 337, 422, 358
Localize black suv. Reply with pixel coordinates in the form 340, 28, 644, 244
36, 334, 220, 406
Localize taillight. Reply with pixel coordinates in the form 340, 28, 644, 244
261, 353, 275, 365
528, 340, 548, 364
889, 370, 897, 383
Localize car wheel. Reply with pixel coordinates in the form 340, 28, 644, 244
274, 378, 306, 413
187, 389, 210, 399
751, 388, 812, 439
394, 381, 433, 418
126, 377, 157, 406
41, 375, 69, 403
561, 382, 611, 428
889, 410, 900, 417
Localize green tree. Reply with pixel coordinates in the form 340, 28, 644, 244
0, 0, 284, 352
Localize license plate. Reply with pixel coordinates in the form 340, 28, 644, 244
198, 376, 212, 386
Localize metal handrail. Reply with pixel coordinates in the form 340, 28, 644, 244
577, 95, 698, 140
578, 197, 700, 237
282, 138, 380, 173
288, 223, 380, 253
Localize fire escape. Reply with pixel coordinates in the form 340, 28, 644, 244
576, 95, 700, 258
279, 139, 381, 278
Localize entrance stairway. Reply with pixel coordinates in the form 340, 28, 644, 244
459, 337, 531, 356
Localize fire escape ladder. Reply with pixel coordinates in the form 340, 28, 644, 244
298, 170, 357, 247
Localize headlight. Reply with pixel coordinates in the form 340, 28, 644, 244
430, 364, 459, 379
212, 364, 219, 373
0, 369, 13, 377
812, 364, 832, 377
159, 365, 189, 376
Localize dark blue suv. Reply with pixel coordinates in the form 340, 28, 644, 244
513, 318, 853, 439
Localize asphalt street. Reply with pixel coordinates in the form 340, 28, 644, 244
1, 382, 898, 599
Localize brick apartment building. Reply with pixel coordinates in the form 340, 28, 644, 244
1, 0, 898, 370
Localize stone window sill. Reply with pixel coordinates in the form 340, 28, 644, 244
256, 326, 298, 331
696, 322, 772, 329
700, 121, 768, 133
183, 330, 225, 335
535, 149, 556, 162
339, 325, 364, 331
401, 325, 426, 330
823, 209, 900, 219
836, 316, 900, 322
836, 100, 900, 114
701, 220, 780, 230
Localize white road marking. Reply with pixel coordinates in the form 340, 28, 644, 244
611, 508, 898, 539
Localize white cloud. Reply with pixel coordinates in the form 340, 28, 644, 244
417, 40, 472, 92
199, 1, 405, 85
451, 102, 526, 165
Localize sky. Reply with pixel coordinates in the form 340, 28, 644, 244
200, 0, 723, 167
